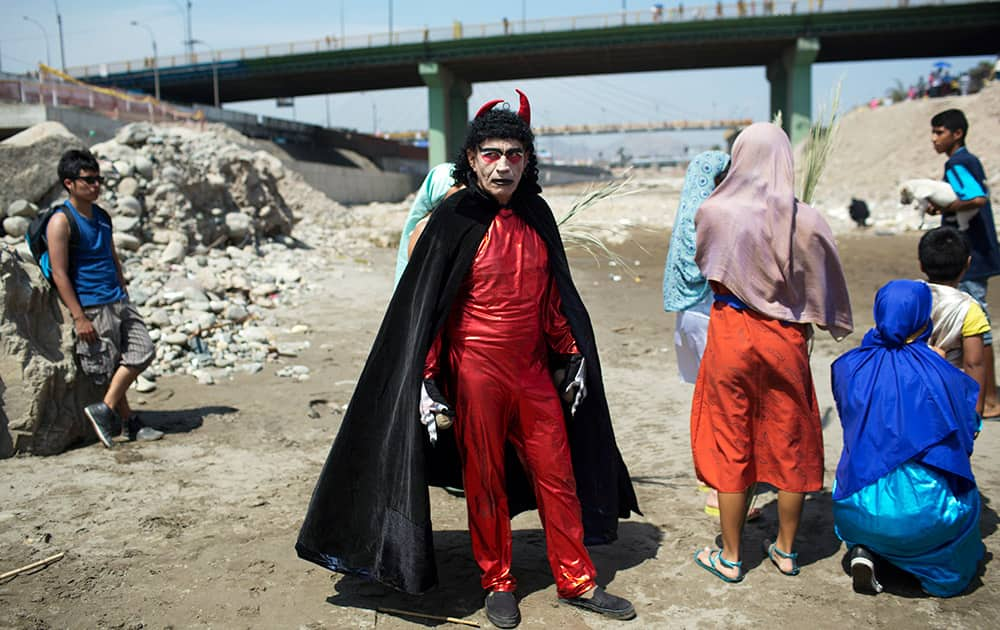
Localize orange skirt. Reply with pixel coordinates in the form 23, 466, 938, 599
690, 301, 824, 493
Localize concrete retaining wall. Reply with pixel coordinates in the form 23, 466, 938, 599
44, 105, 123, 144
1, 104, 137, 145
540, 164, 613, 186
0, 103, 47, 138
0, 104, 424, 204
289, 159, 420, 204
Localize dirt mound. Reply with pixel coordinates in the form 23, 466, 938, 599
809, 83, 1000, 232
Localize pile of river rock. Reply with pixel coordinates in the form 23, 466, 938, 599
0, 119, 414, 455
0, 121, 394, 391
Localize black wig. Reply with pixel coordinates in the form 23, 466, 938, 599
452, 109, 540, 196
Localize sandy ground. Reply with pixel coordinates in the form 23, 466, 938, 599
2, 214, 1000, 629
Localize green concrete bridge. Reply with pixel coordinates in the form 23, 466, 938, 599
71, 1, 999, 163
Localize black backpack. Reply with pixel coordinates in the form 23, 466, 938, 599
25, 202, 81, 286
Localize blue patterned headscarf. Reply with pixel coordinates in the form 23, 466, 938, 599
663, 151, 730, 312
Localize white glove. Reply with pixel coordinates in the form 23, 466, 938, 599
561, 355, 587, 416
419, 379, 453, 444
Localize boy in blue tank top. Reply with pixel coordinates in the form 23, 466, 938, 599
47, 149, 162, 447
927, 109, 1000, 419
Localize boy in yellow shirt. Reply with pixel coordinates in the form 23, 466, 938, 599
920, 227, 991, 415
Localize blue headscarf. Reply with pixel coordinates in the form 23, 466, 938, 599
663, 150, 730, 312
831, 279, 979, 500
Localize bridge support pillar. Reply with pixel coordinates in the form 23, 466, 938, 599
419, 62, 471, 167
766, 37, 819, 146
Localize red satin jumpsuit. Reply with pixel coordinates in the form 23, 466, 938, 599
425, 208, 596, 598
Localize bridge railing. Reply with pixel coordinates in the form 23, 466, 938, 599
0, 71, 369, 136
384, 117, 756, 140
0, 70, 203, 124
66, 1, 979, 79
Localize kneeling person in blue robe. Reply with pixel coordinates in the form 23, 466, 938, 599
831, 279, 984, 597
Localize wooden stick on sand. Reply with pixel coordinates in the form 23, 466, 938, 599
0, 552, 66, 580
377, 606, 480, 628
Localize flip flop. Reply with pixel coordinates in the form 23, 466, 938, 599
763, 539, 800, 576
694, 547, 743, 583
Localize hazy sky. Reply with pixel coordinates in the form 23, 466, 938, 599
1, 1, 992, 157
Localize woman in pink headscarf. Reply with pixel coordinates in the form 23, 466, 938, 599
690, 122, 853, 583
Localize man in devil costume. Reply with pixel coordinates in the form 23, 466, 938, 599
296, 91, 639, 628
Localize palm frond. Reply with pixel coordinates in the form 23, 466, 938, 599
799, 80, 842, 205
555, 174, 640, 276
557, 173, 636, 227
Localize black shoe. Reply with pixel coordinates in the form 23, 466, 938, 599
850, 546, 883, 595
485, 591, 520, 629
560, 586, 636, 620
84, 403, 120, 449
126, 414, 164, 442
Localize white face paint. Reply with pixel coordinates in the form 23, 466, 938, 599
466, 137, 527, 206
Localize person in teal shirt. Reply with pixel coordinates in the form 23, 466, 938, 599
394, 163, 455, 286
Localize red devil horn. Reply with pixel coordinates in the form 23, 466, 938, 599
475, 99, 503, 120
516, 89, 530, 126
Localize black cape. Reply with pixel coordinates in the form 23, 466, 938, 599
296, 184, 640, 594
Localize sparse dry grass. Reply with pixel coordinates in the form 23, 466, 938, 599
557, 174, 644, 274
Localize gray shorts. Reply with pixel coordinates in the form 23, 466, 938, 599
75, 300, 155, 385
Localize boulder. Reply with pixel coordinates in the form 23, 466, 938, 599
134, 155, 155, 180
7, 200, 39, 219
224, 212, 252, 240
194, 269, 222, 294
113, 160, 134, 178
90, 139, 139, 164
250, 283, 279, 297
253, 151, 285, 180
0, 249, 104, 457
160, 165, 183, 184
225, 272, 251, 292
116, 176, 140, 198
162, 276, 207, 303
146, 309, 172, 328
116, 195, 143, 217
129, 287, 151, 306
162, 332, 188, 345
113, 233, 141, 252
113, 215, 141, 234
159, 240, 186, 264
3, 216, 30, 238
223, 304, 250, 323
0, 122, 81, 212
114, 122, 154, 147
239, 326, 271, 343
192, 369, 215, 385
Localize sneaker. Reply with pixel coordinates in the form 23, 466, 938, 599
484, 591, 520, 629
560, 586, 636, 620
849, 546, 883, 595
127, 415, 164, 442
84, 402, 120, 449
